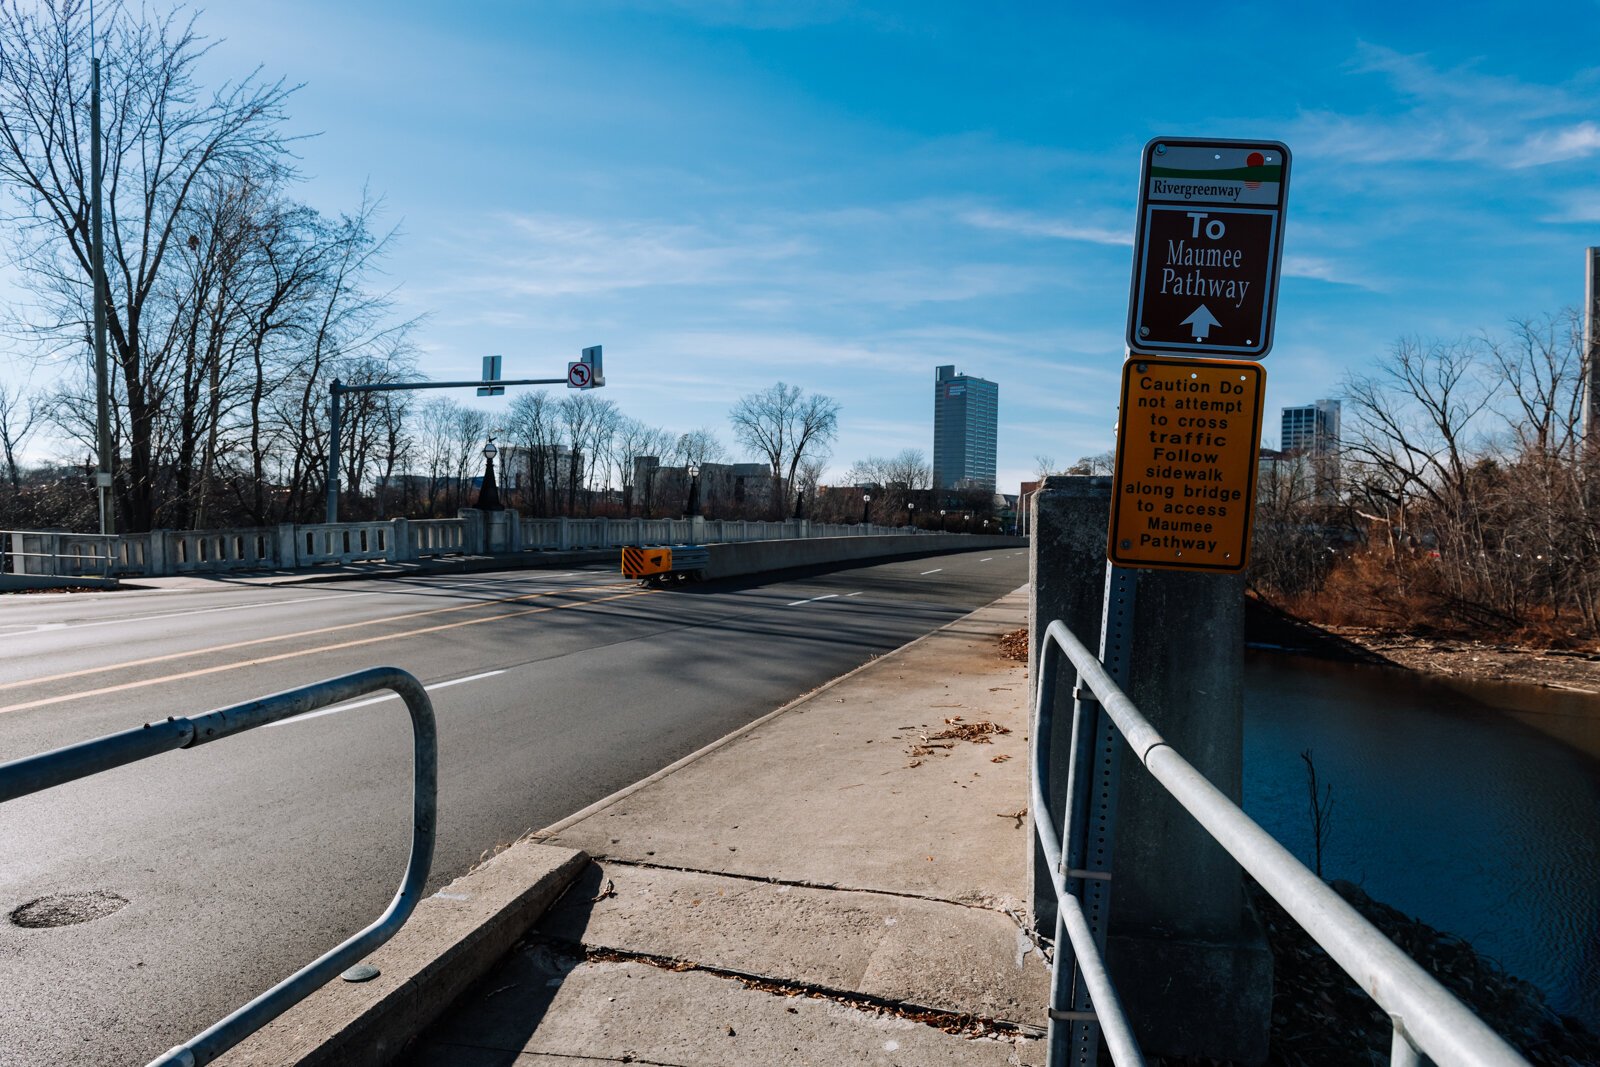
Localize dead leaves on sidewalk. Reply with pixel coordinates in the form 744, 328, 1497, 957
998, 627, 1029, 662
904, 715, 1012, 768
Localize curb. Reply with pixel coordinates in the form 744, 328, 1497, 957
212, 845, 588, 1067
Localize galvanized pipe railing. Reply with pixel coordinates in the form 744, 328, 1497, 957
0, 667, 437, 1067
1033, 618, 1531, 1067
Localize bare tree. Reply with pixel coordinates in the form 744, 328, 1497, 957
846, 448, 929, 519
729, 382, 839, 518
0, 378, 39, 490
0, 0, 298, 530
506, 389, 560, 514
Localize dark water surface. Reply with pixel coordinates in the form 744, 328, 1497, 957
1243, 651, 1600, 1030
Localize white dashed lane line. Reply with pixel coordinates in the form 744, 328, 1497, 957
266, 669, 507, 727
920, 568, 943, 575
786, 593, 840, 607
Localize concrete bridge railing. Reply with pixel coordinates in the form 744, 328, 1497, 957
1, 512, 963, 582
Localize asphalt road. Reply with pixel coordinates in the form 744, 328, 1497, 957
0, 548, 1029, 1066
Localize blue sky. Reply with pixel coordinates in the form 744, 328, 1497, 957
7, 0, 1600, 491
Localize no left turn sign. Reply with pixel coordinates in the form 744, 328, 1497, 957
567, 361, 592, 389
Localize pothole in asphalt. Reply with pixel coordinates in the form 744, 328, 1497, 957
9, 891, 129, 928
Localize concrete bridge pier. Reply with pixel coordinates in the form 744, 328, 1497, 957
1029, 475, 1272, 1065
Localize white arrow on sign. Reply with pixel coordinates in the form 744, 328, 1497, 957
1181, 304, 1221, 342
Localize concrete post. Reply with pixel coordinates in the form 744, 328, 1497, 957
557, 516, 571, 551
458, 508, 485, 555
277, 524, 299, 569
1105, 570, 1271, 1063
1027, 476, 1113, 936
690, 514, 706, 543
147, 529, 173, 576
504, 509, 522, 553
390, 518, 414, 562
1028, 474, 1270, 1063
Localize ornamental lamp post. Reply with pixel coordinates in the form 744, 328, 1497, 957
686, 463, 702, 518
476, 438, 502, 511
940, 508, 947, 531
907, 501, 916, 528
861, 492, 871, 525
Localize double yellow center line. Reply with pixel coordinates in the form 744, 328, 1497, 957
0, 583, 655, 716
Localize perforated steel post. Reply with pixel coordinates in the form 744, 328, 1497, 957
1048, 562, 1138, 1065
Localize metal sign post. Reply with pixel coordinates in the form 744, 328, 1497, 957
1127, 138, 1291, 360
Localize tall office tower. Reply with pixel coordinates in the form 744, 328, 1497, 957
1280, 398, 1341, 497
933, 365, 999, 494
1280, 399, 1340, 456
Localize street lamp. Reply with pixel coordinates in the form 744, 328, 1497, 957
861, 492, 872, 526
907, 501, 916, 528
476, 437, 502, 511
686, 463, 701, 518
939, 508, 947, 531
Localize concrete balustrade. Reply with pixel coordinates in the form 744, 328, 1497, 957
3, 511, 1001, 585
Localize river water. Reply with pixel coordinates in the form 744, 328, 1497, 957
1243, 651, 1600, 1031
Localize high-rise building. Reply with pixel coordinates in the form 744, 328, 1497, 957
1280, 399, 1340, 456
1280, 399, 1341, 498
933, 365, 998, 494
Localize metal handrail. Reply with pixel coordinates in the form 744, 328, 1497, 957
1032, 618, 1531, 1067
0, 667, 437, 1067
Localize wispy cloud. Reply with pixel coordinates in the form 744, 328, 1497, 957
959, 207, 1132, 246
1282, 255, 1383, 291
1513, 122, 1600, 167
1295, 43, 1600, 170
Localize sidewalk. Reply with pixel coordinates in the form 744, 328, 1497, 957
410, 587, 1042, 1065
217, 586, 1044, 1066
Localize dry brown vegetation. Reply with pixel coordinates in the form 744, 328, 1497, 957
1252, 315, 1600, 651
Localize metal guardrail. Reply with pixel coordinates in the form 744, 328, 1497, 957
1031, 618, 1532, 1067
0, 667, 438, 1067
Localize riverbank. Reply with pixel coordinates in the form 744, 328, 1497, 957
1246, 596, 1600, 692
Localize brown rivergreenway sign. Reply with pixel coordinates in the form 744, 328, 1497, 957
1127, 137, 1290, 360
1108, 355, 1266, 572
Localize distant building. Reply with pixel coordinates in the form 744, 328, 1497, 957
933, 365, 999, 494
1278, 399, 1341, 499
1281, 399, 1340, 457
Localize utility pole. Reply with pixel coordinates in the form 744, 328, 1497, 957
91, 45, 113, 534
1586, 247, 1600, 461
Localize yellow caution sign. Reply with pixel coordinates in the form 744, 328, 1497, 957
621, 546, 672, 578
1108, 355, 1265, 573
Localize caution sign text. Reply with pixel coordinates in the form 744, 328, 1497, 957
1108, 356, 1265, 573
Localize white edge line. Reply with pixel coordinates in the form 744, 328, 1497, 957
267, 669, 507, 727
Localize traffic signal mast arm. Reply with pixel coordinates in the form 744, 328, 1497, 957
331, 377, 567, 395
